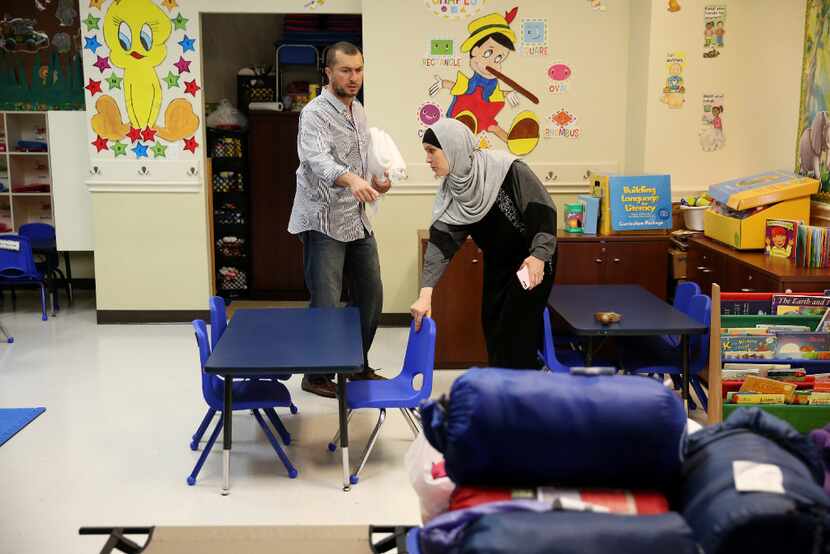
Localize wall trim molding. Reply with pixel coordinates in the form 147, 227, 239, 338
86, 180, 202, 193
97, 310, 209, 324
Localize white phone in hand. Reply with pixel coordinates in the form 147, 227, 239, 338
516, 265, 531, 290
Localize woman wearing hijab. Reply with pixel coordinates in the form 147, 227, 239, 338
411, 119, 557, 369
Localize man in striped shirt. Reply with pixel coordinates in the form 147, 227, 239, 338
288, 42, 390, 398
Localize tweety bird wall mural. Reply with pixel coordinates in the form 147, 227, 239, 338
83, 0, 201, 160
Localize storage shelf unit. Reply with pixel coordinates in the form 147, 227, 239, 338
0, 112, 54, 233
208, 128, 251, 299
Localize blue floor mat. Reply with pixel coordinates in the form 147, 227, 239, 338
0, 407, 45, 447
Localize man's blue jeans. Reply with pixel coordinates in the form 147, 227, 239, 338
300, 230, 383, 378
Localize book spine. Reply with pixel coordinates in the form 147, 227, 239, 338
727, 392, 786, 404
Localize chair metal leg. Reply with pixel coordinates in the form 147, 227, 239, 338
190, 408, 217, 450
691, 377, 709, 413
400, 408, 420, 438
264, 407, 291, 446
252, 409, 298, 478
328, 410, 352, 452
350, 408, 386, 484
187, 417, 223, 486
38, 283, 47, 321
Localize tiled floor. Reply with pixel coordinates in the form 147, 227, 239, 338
0, 292, 457, 554
0, 292, 705, 553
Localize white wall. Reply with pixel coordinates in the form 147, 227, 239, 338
639, 0, 807, 193
83, 0, 810, 315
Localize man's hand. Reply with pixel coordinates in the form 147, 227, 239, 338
410, 288, 433, 331
348, 177, 380, 203
372, 171, 391, 194
520, 256, 545, 290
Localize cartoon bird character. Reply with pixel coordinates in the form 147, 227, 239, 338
93, 0, 198, 142
428, 7, 540, 156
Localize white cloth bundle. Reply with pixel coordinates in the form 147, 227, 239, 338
368, 127, 407, 182
366, 127, 406, 215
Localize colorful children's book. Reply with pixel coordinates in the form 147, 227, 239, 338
720, 335, 776, 359
765, 219, 798, 260
721, 368, 761, 380
810, 392, 830, 405
774, 332, 830, 360
726, 392, 786, 404
771, 294, 830, 316
739, 375, 796, 402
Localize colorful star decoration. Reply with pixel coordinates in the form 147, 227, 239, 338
178, 35, 196, 53
162, 0, 179, 11
184, 79, 200, 96
88, 0, 105, 9
83, 13, 100, 31
163, 71, 180, 88
171, 13, 189, 31
183, 136, 199, 154
105, 72, 123, 90
127, 127, 143, 143
174, 56, 191, 74
91, 135, 108, 153
93, 55, 110, 73
141, 127, 157, 143
112, 141, 128, 157
551, 109, 575, 128
151, 142, 168, 158
84, 35, 103, 53
85, 78, 102, 95
132, 143, 149, 159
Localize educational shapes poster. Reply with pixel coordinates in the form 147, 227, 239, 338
423, 6, 542, 156
81, 0, 201, 161
0, 0, 84, 110
700, 93, 725, 152
425, 0, 486, 20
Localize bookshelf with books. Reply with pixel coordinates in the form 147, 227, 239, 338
0, 112, 54, 233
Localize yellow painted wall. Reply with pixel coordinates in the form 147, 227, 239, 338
87, 0, 809, 314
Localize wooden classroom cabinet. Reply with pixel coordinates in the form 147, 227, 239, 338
419, 230, 671, 368
687, 236, 830, 293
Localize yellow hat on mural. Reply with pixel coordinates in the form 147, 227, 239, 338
460, 7, 518, 53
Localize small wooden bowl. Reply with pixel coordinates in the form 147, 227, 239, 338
594, 311, 622, 325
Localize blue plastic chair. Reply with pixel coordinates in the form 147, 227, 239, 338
0, 234, 49, 321
662, 281, 701, 348
18, 223, 66, 311
328, 317, 437, 485
190, 297, 299, 452
540, 307, 592, 372
187, 319, 298, 485
623, 293, 711, 412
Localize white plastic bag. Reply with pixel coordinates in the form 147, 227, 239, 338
207, 99, 247, 130
405, 431, 455, 523
366, 127, 406, 216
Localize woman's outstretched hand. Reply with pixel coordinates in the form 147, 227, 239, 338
410, 288, 433, 331
521, 256, 545, 290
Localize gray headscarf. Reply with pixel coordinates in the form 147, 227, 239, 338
428, 119, 517, 225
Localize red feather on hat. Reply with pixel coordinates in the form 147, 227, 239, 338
505, 7, 518, 23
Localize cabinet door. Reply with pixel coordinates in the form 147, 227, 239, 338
726, 265, 780, 293
688, 244, 723, 295
604, 242, 669, 299
248, 114, 307, 298
429, 239, 488, 368
554, 242, 606, 285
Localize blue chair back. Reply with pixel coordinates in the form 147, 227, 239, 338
688, 293, 711, 370
193, 319, 223, 408
674, 281, 701, 315
18, 223, 55, 244
0, 235, 40, 280
209, 296, 227, 350
401, 317, 437, 402
541, 307, 569, 373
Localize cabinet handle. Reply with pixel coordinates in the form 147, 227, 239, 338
594, 258, 604, 264
696, 266, 709, 271
747, 274, 753, 281
613, 258, 621, 263
701, 269, 713, 274
741, 288, 756, 292
472, 259, 479, 264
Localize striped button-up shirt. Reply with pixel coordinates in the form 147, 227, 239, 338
288, 87, 372, 242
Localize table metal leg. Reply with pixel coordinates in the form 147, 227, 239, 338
337, 373, 350, 492
681, 335, 690, 415
221, 374, 233, 496
585, 337, 593, 366
63, 251, 73, 305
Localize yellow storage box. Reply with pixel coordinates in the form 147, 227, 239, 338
704, 196, 811, 250
708, 170, 818, 211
